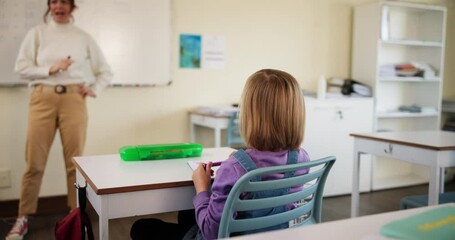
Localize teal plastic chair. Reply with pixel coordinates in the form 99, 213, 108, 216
218, 156, 336, 238
400, 191, 455, 209
226, 111, 245, 149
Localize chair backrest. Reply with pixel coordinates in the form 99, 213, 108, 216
218, 156, 336, 238
226, 111, 244, 148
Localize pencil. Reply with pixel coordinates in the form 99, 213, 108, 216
202, 161, 222, 169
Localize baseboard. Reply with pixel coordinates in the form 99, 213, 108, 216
0, 195, 70, 218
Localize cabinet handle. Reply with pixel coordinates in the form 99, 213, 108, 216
337, 110, 343, 120
384, 143, 393, 154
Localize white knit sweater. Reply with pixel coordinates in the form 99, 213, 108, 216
15, 20, 112, 96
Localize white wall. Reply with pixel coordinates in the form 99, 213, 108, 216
0, 0, 453, 201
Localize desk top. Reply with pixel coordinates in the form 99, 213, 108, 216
74, 147, 234, 195
350, 131, 455, 151
189, 110, 232, 118
189, 106, 238, 118
234, 203, 455, 240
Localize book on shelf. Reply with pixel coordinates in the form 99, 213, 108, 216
379, 62, 437, 80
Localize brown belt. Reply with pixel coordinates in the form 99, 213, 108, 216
34, 84, 81, 94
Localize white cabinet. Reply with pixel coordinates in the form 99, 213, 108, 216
352, 1, 446, 190
302, 97, 374, 196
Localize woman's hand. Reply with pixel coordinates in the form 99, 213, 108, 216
192, 162, 213, 194
79, 85, 96, 98
49, 57, 74, 75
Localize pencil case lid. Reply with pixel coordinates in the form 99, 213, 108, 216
119, 143, 203, 161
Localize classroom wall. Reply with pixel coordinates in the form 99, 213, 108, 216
0, 0, 453, 201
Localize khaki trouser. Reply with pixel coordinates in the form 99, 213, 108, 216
19, 84, 87, 216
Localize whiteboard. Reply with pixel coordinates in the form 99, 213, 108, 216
0, 0, 172, 86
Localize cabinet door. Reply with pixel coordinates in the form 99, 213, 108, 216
303, 98, 373, 196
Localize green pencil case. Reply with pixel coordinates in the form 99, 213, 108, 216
119, 143, 203, 161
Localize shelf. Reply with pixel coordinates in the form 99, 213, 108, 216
377, 111, 439, 118
378, 77, 440, 82
353, 1, 445, 192
380, 39, 443, 47
372, 174, 428, 191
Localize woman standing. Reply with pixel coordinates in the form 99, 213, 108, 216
6, 0, 112, 239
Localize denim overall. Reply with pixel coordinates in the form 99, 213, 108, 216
233, 149, 298, 235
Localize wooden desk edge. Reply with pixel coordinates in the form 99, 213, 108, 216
350, 133, 455, 151
94, 181, 194, 195
73, 159, 194, 195
73, 159, 100, 194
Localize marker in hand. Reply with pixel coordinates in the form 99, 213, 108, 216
202, 161, 222, 176
211, 161, 223, 167
58, 56, 72, 73
203, 161, 222, 169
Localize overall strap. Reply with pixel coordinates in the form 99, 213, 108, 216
284, 149, 298, 178
233, 150, 260, 182
234, 149, 299, 180
233, 149, 258, 172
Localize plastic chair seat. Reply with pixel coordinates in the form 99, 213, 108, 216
400, 192, 455, 209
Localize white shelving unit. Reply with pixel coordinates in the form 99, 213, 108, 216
352, 1, 447, 190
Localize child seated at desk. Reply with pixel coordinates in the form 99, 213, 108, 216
130, 69, 310, 240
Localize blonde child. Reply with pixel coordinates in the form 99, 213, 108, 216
131, 69, 310, 239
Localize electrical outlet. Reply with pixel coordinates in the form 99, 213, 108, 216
0, 169, 11, 188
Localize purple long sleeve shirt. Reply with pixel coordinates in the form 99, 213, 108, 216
192, 148, 310, 240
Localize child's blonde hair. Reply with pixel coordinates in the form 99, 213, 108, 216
239, 69, 305, 151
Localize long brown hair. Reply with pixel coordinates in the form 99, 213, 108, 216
43, 0, 77, 23
239, 69, 305, 151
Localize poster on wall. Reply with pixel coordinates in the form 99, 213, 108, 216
179, 34, 201, 68
179, 34, 226, 70
202, 35, 225, 70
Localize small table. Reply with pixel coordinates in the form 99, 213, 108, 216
350, 131, 455, 217
189, 110, 231, 148
74, 147, 234, 240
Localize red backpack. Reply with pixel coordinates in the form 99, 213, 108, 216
55, 184, 94, 240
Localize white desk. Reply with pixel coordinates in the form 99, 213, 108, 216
350, 131, 455, 217
189, 110, 231, 148
232, 203, 455, 239
74, 147, 233, 240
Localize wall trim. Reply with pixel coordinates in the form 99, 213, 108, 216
0, 195, 69, 218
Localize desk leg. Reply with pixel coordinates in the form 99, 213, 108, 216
75, 169, 82, 208
351, 151, 361, 218
99, 197, 109, 240
428, 164, 441, 206
440, 167, 445, 194
214, 127, 221, 148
